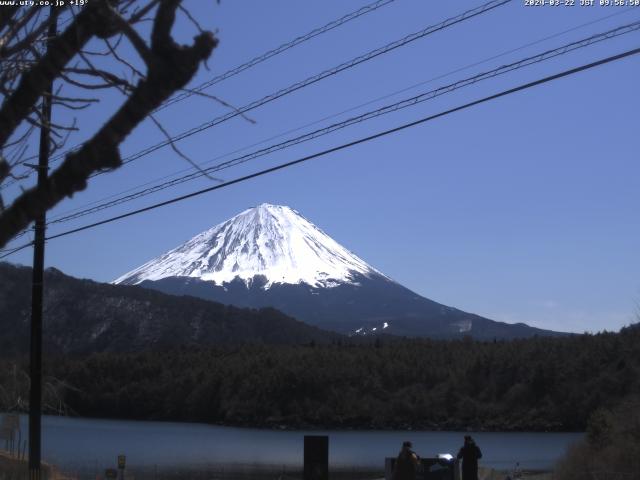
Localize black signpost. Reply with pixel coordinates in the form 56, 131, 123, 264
304, 435, 329, 480
118, 455, 126, 480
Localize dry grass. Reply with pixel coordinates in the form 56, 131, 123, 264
478, 466, 553, 480
0, 450, 73, 480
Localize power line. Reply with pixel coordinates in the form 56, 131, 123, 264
0, 241, 34, 259
3, 45, 636, 256
4, 0, 511, 188
1, 0, 398, 189
33, 46, 638, 245
110, 0, 512, 171
47, 7, 639, 225
336, 6, 639, 121
157, 0, 398, 112
44, 21, 640, 227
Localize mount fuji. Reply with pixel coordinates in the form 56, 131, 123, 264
115, 204, 563, 340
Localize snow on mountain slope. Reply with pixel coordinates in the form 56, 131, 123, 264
114, 204, 385, 289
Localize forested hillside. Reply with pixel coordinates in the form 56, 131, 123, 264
3, 324, 636, 432
0, 263, 338, 355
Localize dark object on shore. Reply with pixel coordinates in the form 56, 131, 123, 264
392, 441, 420, 480
457, 436, 482, 480
386, 454, 460, 480
304, 435, 328, 480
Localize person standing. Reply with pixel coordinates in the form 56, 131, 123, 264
392, 441, 420, 480
457, 435, 482, 480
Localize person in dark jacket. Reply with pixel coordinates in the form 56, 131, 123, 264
457, 435, 482, 480
392, 441, 420, 480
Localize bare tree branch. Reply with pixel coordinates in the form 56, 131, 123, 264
104, 36, 146, 79
111, 8, 155, 67
0, 8, 38, 53
0, 6, 20, 34
64, 67, 135, 91
0, 10, 54, 60
184, 87, 256, 124
178, 3, 205, 34
128, 0, 160, 24
0, 3, 110, 146
0, 0, 217, 248
149, 113, 223, 183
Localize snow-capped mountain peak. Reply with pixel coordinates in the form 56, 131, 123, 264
114, 203, 384, 289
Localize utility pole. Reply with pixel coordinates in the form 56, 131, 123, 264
29, 8, 56, 480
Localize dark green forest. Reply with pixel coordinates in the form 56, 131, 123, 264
3, 324, 638, 432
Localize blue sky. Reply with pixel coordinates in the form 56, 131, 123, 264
3, 0, 639, 333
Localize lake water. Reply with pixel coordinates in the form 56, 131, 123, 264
8, 415, 582, 472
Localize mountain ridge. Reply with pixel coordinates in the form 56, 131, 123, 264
142, 273, 566, 340
0, 262, 340, 356
115, 204, 567, 340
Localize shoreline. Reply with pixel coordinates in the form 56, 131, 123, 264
6, 410, 584, 434
3, 413, 575, 474
32, 462, 554, 480
3, 448, 554, 480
